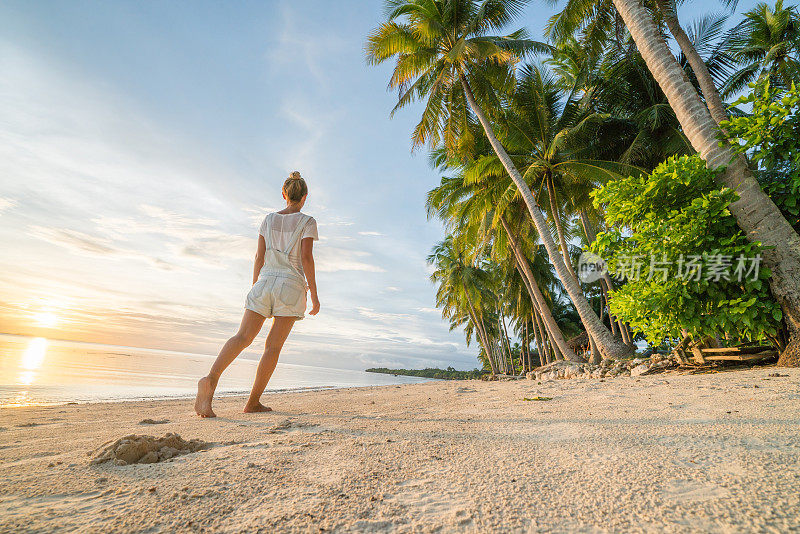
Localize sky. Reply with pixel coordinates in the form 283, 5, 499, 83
0, 0, 762, 371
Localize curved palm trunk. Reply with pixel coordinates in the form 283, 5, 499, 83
531, 312, 547, 366
464, 292, 498, 375
500, 216, 584, 362
498, 314, 509, 374
612, 0, 800, 365
534, 310, 554, 364
546, 175, 579, 282
578, 210, 631, 345
524, 321, 531, 372
547, 176, 605, 361
654, 0, 729, 125
500, 314, 515, 374
588, 333, 601, 365
461, 75, 631, 360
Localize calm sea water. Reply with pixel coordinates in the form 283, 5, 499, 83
0, 334, 430, 407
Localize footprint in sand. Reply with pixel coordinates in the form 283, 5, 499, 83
661, 479, 730, 502
138, 419, 170, 425
267, 418, 317, 434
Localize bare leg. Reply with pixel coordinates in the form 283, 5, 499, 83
244, 316, 296, 413
195, 310, 265, 417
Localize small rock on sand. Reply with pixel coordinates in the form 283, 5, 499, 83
138, 419, 169, 425
90, 433, 209, 465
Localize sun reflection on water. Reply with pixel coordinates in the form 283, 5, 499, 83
18, 337, 47, 386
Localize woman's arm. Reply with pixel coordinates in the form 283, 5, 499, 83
301, 237, 320, 315
252, 235, 266, 285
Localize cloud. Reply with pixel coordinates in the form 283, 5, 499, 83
28, 225, 175, 270
178, 234, 252, 266
263, 1, 345, 90
0, 197, 16, 213
93, 204, 255, 267
356, 307, 412, 322
358, 231, 383, 236
139, 205, 218, 228
315, 247, 386, 273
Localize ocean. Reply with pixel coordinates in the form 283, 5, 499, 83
0, 334, 430, 407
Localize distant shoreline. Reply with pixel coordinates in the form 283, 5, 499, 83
366, 367, 484, 380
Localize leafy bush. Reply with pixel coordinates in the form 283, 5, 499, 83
722, 77, 800, 231
591, 154, 781, 345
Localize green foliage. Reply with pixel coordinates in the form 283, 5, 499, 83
591, 154, 781, 345
366, 367, 486, 380
722, 77, 800, 230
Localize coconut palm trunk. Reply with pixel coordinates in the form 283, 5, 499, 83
546, 175, 605, 361
534, 310, 553, 364
532, 313, 547, 366
524, 321, 531, 371
464, 291, 498, 375
500, 314, 515, 374
546, 175, 579, 282
500, 215, 584, 362
612, 0, 800, 365
461, 75, 631, 360
578, 210, 630, 344
654, 0, 729, 126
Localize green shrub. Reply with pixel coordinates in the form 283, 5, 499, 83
722, 78, 800, 231
591, 154, 780, 345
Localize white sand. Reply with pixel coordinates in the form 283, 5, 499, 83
1, 368, 799, 533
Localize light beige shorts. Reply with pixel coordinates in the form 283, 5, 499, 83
245, 275, 307, 320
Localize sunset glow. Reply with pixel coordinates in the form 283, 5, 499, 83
33, 312, 59, 328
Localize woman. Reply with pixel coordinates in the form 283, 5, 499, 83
195, 171, 320, 417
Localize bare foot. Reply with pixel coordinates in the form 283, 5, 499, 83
243, 402, 272, 413
195, 377, 216, 418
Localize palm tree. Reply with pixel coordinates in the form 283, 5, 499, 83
545, 0, 630, 54
610, 0, 800, 364
490, 63, 642, 275
427, 150, 582, 362
547, 0, 737, 125
428, 237, 500, 374
653, 1, 737, 125
476, 63, 643, 354
367, 0, 632, 359
723, 0, 800, 96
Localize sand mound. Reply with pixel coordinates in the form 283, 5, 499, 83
90, 433, 209, 466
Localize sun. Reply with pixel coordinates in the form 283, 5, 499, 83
33, 312, 59, 328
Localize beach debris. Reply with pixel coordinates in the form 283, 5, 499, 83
138, 418, 170, 425
672, 335, 777, 365
768, 372, 789, 377
90, 433, 209, 465
527, 354, 678, 381
523, 397, 553, 402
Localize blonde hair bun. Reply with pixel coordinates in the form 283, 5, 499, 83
283, 171, 308, 202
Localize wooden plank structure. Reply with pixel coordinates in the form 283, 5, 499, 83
672, 335, 777, 365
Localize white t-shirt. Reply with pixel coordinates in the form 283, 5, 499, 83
258, 212, 319, 276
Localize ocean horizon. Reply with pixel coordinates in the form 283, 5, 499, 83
0, 334, 431, 408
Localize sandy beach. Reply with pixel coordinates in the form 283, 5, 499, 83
2, 368, 799, 533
